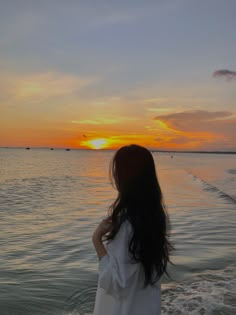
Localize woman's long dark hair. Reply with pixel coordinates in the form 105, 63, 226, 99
106, 144, 173, 287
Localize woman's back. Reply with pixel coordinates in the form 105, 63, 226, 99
93, 220, 161, 315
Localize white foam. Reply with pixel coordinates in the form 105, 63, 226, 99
162, 267, 236, 315
65, 267, 236, 315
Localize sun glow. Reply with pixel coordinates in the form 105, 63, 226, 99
83, 138, 111, 149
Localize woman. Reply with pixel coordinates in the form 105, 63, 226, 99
92, 144, 173, 315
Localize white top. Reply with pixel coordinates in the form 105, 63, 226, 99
93, 220, 161, 315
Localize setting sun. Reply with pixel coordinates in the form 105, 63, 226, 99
84, 138, 110, 150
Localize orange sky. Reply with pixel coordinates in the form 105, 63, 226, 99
0, 74, 235, 150
1, 2, 236, 151
1, 96, 235, 150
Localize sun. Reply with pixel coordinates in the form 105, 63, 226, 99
84, 138, 110, 149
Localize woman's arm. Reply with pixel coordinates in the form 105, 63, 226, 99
92, 218, 111, 260
92, 234, 107, 260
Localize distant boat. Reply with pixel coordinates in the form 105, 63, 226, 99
25, 147, 31, 150
50, 148, 54, 150
65, 148, 71, 151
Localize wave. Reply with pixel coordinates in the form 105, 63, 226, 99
64, 267, 236, 315
186, 171, 236, 204
162, 266, 236, 315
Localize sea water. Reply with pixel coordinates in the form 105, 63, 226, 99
0, 148, 235, 315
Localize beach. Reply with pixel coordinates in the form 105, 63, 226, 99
0, 148, 235, 315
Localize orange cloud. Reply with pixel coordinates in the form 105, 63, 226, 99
15, 72, 96, 99
0, 71, 97, 110
154, 110, 236, 150
72, 116, 137, 125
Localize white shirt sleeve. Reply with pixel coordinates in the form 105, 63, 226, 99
98, 221, 139, 299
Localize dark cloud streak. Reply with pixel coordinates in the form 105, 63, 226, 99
213, 69, 236, 81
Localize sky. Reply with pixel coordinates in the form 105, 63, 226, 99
0, 0, 236, 150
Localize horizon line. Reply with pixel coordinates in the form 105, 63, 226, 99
1, 146, 236, 154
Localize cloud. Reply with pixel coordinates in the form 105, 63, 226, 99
154, 110, 233, 131
15, 72, 96, 99
72, 116, 138, 125
213, 69, 236, 81
147, 107, 177, 113
72, 120, 103, 125
0, 71, 97, 105
155, 135, 193, 145
143, 98, 166, 103
154, 110, 236, 150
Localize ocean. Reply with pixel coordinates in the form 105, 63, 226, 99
0, 148, 235, 315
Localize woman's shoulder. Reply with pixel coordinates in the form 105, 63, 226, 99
106, 218, 132, 247
119, 217, 133, 234
106, 219, 132, 256
113, 219, 133, 246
